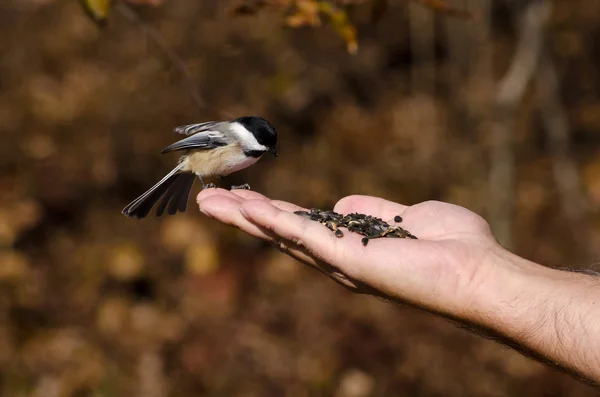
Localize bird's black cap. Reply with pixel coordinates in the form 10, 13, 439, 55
235, 116, 277, 149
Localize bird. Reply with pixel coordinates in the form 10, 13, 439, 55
122, 116, 278, 219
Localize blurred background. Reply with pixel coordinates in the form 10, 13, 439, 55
1, 0, 600, 395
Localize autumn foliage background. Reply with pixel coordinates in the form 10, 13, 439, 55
1, 0, 600, 396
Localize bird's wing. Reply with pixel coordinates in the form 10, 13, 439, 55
173, 121, 222, 136
161, 130, 229, 153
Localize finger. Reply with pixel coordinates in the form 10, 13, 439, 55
197, 188, 243, 204
198, 196, 322, 267
255, 226, 365, 294
201, 197, 375, 294
334, 195, 409, 221
199, 196, 369, 292
260, 227, 320, 269
269, 200, 307, 213
228, 189, 270, 201
227, 189, 306, 212
229, 190, 307, 213
198, 195, 271, 240
226, 189, 308, 214
198, 194, 314, 256
239, 200, 346, 266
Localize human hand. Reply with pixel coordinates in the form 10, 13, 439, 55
196, 189, 514, 321
197, 189, 600, 383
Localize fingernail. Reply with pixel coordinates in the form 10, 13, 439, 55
239, 207, 249, 219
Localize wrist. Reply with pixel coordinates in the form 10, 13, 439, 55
471, 245, 600, 382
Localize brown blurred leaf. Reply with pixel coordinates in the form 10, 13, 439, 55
335, 369, 374, 397
285, 0, 321, 27
261, 251, 300, 285
286, 12, 316, 27
0, 211, 16, 246
160, 216, 212, 251
0, 200, 42, 246
22, 134, 57, 160
0, 251, 28, 281
318, 1, 358, 54
109, 243, 144, 280
232, 0, 471, 53
80, 0, 111, 25
97, 297, 129, 335
232, 0, 358, 53
185, 245, 219, 275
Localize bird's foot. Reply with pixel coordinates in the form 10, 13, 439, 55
230, 183, 251, 190
202, 183, 217, 190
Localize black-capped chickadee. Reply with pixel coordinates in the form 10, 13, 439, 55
122, 116, 278, 219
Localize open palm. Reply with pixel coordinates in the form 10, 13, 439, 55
197, 189, 503, 319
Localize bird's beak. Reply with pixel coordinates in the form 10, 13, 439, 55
270, 147, 278, 157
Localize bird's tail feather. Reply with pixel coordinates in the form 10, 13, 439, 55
155, 171, 196, 216
122, 163, 196, 219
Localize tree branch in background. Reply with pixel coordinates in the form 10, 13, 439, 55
488, 0, 550, 249
536, 50, 593, 259
115, 1, 206, 113
81, 0, 482, 108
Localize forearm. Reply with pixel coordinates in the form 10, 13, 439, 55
474, 248, 600, 384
